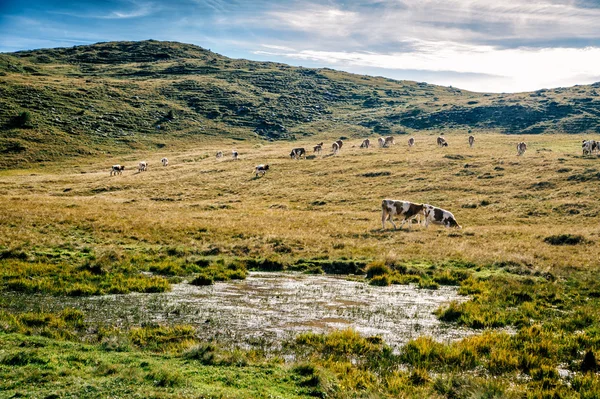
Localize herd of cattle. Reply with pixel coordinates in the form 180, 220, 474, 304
108, 135, 599, 229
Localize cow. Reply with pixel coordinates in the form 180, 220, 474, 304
138, 161, 148, 172
582, 140, 598, 156
336, 140, 343, 151
360, 139, 370, 148
423, 204, 462, 229
378, 137, 385, 148
437, 136, 448, 147
408, 137, 415, 147
383, 136, 395, 147
468, 135, 475, 148
232, 150, 239, 160
313, 144, 322, 154
517, 142, 527, 156
381, 199, 425, 230
583, 140, 593, 156
332, 142, 340, 154
216, 151, 223, 159
161, 157, 168, 167
110, 165, 125, 176
290, 147, 306, 159
254, 164, 269, 177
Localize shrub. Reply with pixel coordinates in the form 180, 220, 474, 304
544, 234, 588, 245
11, 111, 32, 128
369, 275, 390, 286
366, 261, 391, 278
190, 274, 213, 286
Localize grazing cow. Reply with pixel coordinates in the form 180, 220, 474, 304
332, 142, 340, 154
313, 144, 322, 153
360, 139, 370, 148
138, 161, 148, 172
517, 142, 527, 156
437, 136, 448, 147
408, 137, 415, 147
468, 135, 475, 148
232, 150, 239, 160
216, 151, 223, 159
161, 157, 168, 167
381, 199, 425, 230
383, 136, 395, 147
110, 165, 125, 176
423, 204, 462, 229
583, 140, 593, 156
254, 164, 269, 177
290, 147, 306, 159
378, 137, 385, 148
582, 140, 598, 156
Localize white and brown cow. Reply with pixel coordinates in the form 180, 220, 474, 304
383, 136, 395, 147
517, 142, 527, 156
360, 139, 371, 148
216, 151, 223, 159
138, 161, 148, 172
423, 204, 461, 229
290, 147, 306, 159
332, 142, 340, 154
468, 135, 475, 148
313, 144, 323, 154
254, 164, 269, 177
110, 165, 125, 176
378, 137, 386, 148
381, 199, 425, 230
437, 136, 448, 147
161, 157, 168, 167
408, 137, 415, 147
336, 140, 343, 151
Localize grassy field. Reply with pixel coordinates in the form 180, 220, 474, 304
1, 132, 600, 397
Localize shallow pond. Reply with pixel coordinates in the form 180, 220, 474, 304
6, 272, 474, 350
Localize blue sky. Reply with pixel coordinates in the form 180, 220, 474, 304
2, 0, 600, 93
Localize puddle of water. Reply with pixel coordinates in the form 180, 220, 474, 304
4, 272, 474, 351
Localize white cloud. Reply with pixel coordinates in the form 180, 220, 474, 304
255, 41, 600, 92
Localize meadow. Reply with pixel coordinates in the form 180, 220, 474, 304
1, 131, 600, 398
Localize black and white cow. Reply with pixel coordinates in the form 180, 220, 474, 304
254, 164, 269, 177
110, 165, 125, 176
290, 147, 306, 159
381, 199, 425, 230
423, 204, 461, 228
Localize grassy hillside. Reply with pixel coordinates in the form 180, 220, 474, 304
1, 40, 600, 168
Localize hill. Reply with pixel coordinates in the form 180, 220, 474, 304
1, 40, 600, 167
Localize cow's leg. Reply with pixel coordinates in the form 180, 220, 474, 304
388, 215, 397, 230
381, 209, 388, 230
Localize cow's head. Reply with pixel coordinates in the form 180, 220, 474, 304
445, 216, 461, 229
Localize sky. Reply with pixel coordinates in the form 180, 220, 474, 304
1, 0, 600, 93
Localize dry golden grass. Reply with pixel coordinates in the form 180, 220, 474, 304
1, 132, 599, 272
